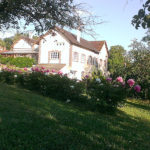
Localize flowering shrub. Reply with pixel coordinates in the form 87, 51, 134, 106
0, 66, 85, 102
127, 79, 135, 87
0, 66, 142, 113
85, 73, 141, 112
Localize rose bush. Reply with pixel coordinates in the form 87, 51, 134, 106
0, 66, 141, 113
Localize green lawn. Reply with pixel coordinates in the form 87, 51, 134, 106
0, 83, 150, 150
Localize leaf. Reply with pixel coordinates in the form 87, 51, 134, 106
142, 22, 146, 28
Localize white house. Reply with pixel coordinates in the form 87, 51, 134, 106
1, 36, 39, 61
38, 28, 109, 80
1, 28, 109, 80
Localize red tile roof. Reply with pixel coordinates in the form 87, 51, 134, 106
41, 27, 108, 54
37, 64, 66, 72
0, 50, 9, 53
11, 36, 40, 49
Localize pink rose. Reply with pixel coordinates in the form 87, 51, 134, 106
24, 67, 28, 71
46, 69, 50, 73
134, 85, 141, 93
116, 76, 123, 83
127, 79, 135, 87
35, 67, 39, 72
41, 66, 45, 70
58, 70, 63, 75
52, 69, 55, 73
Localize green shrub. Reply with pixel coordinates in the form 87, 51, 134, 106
0, 56, 35, 68
0, 67, 141, 113
22, 72, 85, 101
0, 57, 13, 65
86, 78, 126, 113
0, 70, 19, 84
10, 57, 35, 68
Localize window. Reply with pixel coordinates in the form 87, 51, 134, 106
104, 60, 107, 68
87, 56, 92, 65
81, 54, 86, 63
93, 57, 98, 68
73, 52, 79, 62
100, 59, 102, 65
50, 51, 59, 59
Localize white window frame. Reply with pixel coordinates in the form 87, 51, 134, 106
73, 52, 79, 62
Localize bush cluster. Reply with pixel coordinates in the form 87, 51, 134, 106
83, 70, 141, 112
0, 67, 85, 102
0, 56, 35, 68
0, 67, 141, 113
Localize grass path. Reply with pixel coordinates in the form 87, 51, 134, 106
0, 83, 150, 150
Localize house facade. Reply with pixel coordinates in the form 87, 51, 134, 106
1, 37, 39, 62
1, 28, 109, 80
38, 28, 109, 80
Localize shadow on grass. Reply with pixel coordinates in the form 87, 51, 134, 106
0, 84, 150, 150
126, 101, 150, 111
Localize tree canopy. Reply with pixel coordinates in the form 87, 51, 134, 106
0, 0, 83, 33
132, 0, 150, 29
108, 45, 126, 77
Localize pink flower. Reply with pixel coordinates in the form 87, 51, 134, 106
85, 75, 89, 78
134, 85, 141, 93
106, 78, 112, 82
24, 67, 28, 71
52, 69, 55, 73
127, 79, 135, 87
46, 69, 50, 73
116, 76, 123, 83
35, 67, 39, 72
58, 70, 63, 75
41, 66, 45, 70
18, 70, 22, 73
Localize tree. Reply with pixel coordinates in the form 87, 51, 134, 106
3, 37, 13, 50
108, 45, 126, 78
132, 0, 150, 29
0, 0, 101, 35
126, 39, 150, 99
0, 0, 80, 32
0, 38, 5, 48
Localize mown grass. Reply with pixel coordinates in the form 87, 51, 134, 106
0, 83, 150, 150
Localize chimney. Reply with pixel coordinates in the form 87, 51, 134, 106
29, 31, 33, 39
77, 29, 81, 43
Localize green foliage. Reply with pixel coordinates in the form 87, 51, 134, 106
126, 41, 150, 99
108, 45, 126, 78
0, 70, 18, 84
132, 0, 150, 29
10, 57, 35, 68
0, 67, 141, 112
0, 56, 13, 65
0, 38, 5, 48
0, 56, 35, 68
0, 71, 85, 102
86, 78, 126, 113
3, 37, 13, 50
0, 0, 82, 33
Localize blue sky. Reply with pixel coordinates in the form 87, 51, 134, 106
0, 0, 147, 50
74, 0, 147, 50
